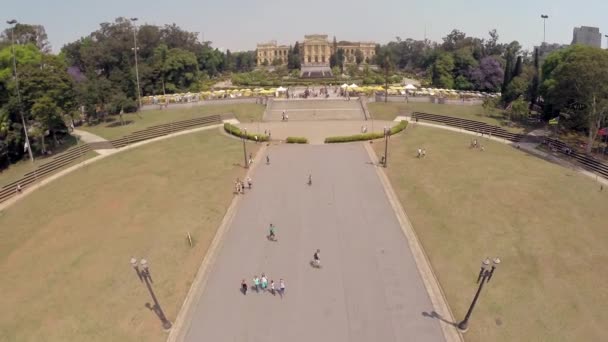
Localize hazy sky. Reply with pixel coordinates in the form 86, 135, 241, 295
3, 0, 607, 53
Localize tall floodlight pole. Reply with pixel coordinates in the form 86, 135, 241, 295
7, 19, 34, 162
130, 18, 143, 111
541, 15, 549, 43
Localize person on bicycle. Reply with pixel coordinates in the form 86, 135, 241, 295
269, 223, 276, 240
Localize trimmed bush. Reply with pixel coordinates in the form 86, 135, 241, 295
224, 123, 269, 142
286, 137, 308, 144
325, 120, 408, 143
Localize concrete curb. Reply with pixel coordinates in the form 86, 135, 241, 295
0, 124, 223, 212
166, 144, 268, 342
363, 142, 464, 342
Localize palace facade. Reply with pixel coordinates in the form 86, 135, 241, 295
256, 34, 376, 67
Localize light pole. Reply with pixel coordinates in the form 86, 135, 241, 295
383, 126, 389, 168
130, 258, 172, 330
541, 15, 549, 43
7, 19, 34, 162
130, 18, 143, 111
458, 257, 501, 332
242, 128, 248, 169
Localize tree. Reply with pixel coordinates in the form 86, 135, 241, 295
541, 45, 608, 152
1, 23, 50, 52
442, 29, 467, 52
31, 96, 62, 152
164, 48, 199, 91
470, 56, 504, 92
431, 52, 455, 88
484, 29, 504, 56
375, 47, 395, 102
330, 48, 345, 74
355, 49, 364, 65
509, 98, 529, 121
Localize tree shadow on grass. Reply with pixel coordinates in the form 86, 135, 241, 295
422, 311, 458, 327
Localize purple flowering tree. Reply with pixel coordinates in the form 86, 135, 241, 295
470, 56, 504, 92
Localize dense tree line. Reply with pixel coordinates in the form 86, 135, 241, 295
1, 19, 606, 170
0, 18, 256, 169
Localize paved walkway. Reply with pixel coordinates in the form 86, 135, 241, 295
180, 144, 447, 342
72, 129, 109, 143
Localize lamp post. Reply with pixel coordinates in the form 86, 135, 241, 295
130, 18, 143, 111
130, 258, 172, 330
242, 128, 248, 169
7, 19, 34, 162
458, 257, 501, 332
383, 126, 389, 168
541, 15, 549, 43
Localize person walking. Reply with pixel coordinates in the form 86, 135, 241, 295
266, 155, 270, 165
247, 177, 252, 189
253, 275, 260, 293
279, 279, 286, 298
241, 279, 248, 295
270, 280, 276, 296
261, 274, 268, 292
417, 148, 422, 158
422, 148, 426, 158
268, 223, 276, 241
313, 249, 321, 268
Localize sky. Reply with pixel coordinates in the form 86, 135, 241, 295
2, 0, 608, 53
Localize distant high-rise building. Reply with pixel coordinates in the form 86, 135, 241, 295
572, 26, 602, 48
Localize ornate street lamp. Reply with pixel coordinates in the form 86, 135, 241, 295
458, 257, 501, 332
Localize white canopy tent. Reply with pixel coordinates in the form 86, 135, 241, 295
404, 84, 417, 90
340, 83, 349, 88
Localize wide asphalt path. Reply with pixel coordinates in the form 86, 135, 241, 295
183, 143, 445, 342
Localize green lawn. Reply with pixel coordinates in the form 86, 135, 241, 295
0, 137, 95, 189
368, 102, 524, 133
375, 125, 608, 342
80, 103, 265, 140
0, 130, 259, 342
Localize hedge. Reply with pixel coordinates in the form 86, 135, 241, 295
224, 123, 269, 142
286, 137, 308, 144
324, 120, 408, 143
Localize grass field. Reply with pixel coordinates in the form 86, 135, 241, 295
80, 103, 265, 140
368, 102, 525, 133
0, 130, 259, 342
0, 137, 95, 189
374, 125, 608, 342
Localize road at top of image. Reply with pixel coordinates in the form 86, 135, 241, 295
182, 143, 445, 342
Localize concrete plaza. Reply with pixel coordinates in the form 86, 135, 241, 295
181, 143, 445, 341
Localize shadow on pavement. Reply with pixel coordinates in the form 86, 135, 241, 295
422, 310, 458, 327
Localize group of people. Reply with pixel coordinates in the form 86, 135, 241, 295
241, 274, 286, 297
470, 139, 485, 151
234, 177, 252, 194
281, 110, 289, 121
417, 148, 427, 158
